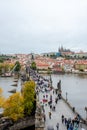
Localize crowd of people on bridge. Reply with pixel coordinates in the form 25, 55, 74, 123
26, 68, 84, 130
61, 114, 81, 130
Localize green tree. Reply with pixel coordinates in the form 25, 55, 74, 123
3, 92, 24, 121
47, 67, 51, 74
0, 64, 3, 75
4, 63, 9, 72
14, 61, 21, 72
23, 80, 35, 115
0, 58, 4, 63
31, 61, 36, 70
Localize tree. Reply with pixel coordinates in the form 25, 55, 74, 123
9, 63, 14, 71
4, 63, 9, 72
0, 88, 5, 107
0, 58, 4, 63
3, 92, 24, 121
47, 67, 51, 74
0, 64, 3, 75
0, 63, 14, 75
23, 80, 35, 115
14, 61, 21, 72
31, 61, 36, 70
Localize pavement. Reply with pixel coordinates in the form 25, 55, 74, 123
38, 88, 87, 130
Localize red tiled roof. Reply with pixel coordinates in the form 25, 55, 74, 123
52, 68, 62, 71
75, 60, 87, 65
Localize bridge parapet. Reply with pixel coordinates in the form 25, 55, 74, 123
9, 116, 35, 130
35, 101, 45, 130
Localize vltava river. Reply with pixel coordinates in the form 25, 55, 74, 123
0, 77, 21, 113
0, 77, 21, 98
45, 73, 87, 119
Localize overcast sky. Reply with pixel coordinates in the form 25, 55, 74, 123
0, 0, 87, 54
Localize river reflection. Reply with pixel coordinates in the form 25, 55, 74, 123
44, 73, 87, 119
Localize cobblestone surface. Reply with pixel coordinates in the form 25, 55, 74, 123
38, 89, 87, 130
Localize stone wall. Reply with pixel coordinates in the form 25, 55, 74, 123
9, 116, 35, 130
35, 100, 45, 130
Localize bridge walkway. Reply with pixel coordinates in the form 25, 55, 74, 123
38, 88, 87, 130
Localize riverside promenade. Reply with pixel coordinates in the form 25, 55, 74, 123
38, 87, 87, 130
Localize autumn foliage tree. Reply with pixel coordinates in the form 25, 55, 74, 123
3, 92, 24, 121
0, 63, 14, 75
2, 80, 36, 121
0, 88, 5, 107
23, 80, 36, 116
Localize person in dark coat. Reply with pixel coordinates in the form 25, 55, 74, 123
56, 122, 59, 130
49, 112, 52, 119
69, 123, 73, 130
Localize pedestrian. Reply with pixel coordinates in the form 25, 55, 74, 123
61, 114, 64, 123
65, 118, 68, 126
55, 97, 58, 104
43, 114, 46, 122
43, 107, 45, 112
73, 123, 78, 130
50, 104, 52, 109
46, 94, 48, 98
49, 112, 52, 119
69, 123, 73, 130
50, 95, 52, 101
56, 122, 59, 130
67, 122, 69, 130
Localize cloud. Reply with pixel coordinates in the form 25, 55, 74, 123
0, 0, 87, 53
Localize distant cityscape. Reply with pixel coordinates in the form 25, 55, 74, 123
1, 46, 87, 76
0, 46, 87, 129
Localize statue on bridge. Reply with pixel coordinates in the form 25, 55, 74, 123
57, 80, 62, 99
57, 80, 61, 91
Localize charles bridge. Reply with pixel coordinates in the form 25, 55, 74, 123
0, 68, 87, 130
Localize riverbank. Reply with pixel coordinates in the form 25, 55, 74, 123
38, 69, 87, 76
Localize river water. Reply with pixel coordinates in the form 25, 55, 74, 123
44, 73, 87, 119
0, 76, 21, 113
0, 77, 21, 98
0, 74, 87, 119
